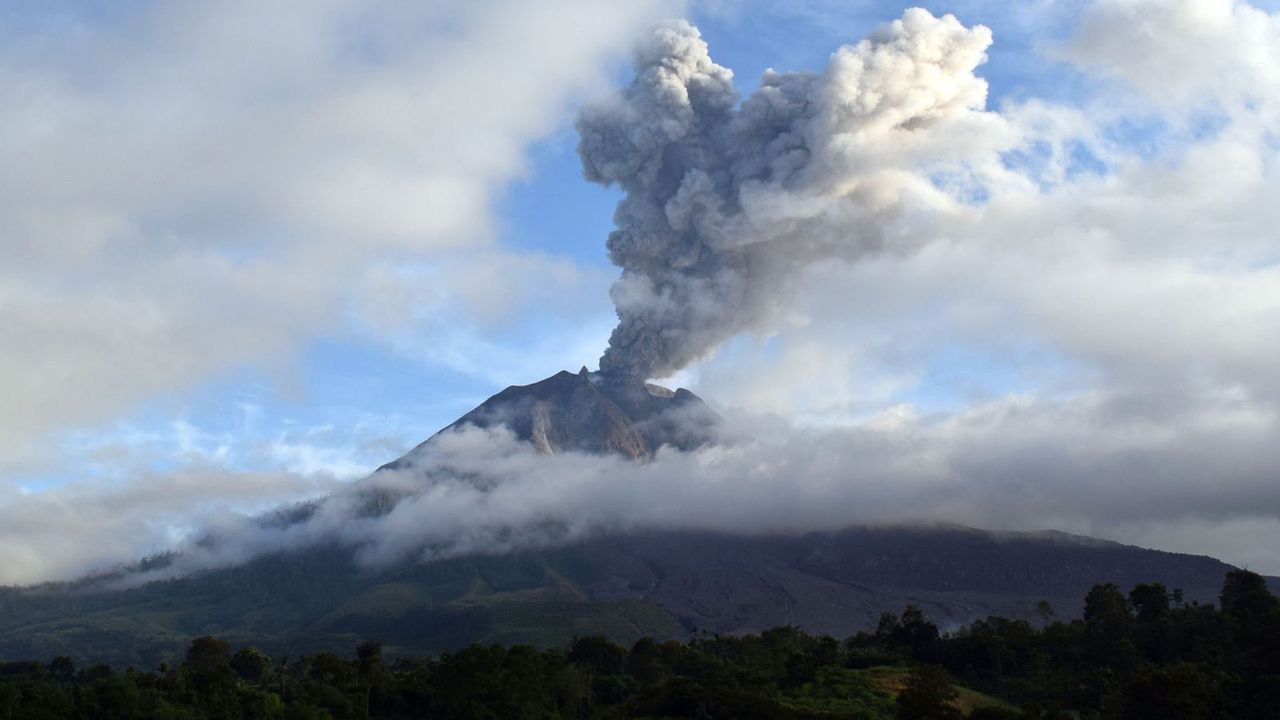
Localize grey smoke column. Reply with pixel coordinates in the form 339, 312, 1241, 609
577, 9, 995, 380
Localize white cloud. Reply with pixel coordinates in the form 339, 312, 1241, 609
1063, 0, 1280, 112
4, 1, 1280, 584
0, 0, 675, 475
0, 464, 335, 585
134, 392, 1280, 580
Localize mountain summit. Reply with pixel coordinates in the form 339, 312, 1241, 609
381, 368, 719, 467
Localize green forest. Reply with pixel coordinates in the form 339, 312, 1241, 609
0, 569, 1275, 719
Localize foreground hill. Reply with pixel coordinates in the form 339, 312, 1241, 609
0, 526, 1250, 667
3, 566, 1278, 718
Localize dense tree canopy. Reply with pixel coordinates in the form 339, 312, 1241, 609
0, 570, 1274, 718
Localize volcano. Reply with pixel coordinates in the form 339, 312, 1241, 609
381, 368, 720, 467
0, 369, 1273, 667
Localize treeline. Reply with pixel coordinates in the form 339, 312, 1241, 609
0, 569, 1276, 719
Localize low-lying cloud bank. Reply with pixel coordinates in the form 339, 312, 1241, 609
133, 386, 1278, 582
0, 466, 338, 587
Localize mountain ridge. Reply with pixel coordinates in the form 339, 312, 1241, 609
0, 525, 1267, 667
1, 369, 1271, 668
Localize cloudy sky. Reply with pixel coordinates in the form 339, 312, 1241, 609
3, 0, 1280, 584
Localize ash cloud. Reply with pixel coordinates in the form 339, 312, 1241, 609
578, 9, 998, 379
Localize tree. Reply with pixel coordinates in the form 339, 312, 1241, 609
275, 656, 289, 698
1217, 568, 1280, 713
1127, 583, 1173, 661
356, 640, 391, 716
47, 656, 75, 682
305, 652, 351, 686
1084, 583, 1131, 631
185, 636, 236, 691
896, 605, 941, 654
877, 611, 901, 640
1104, 663, 1228, 720
1129, 583, 1170, 622
567, 636, 626, 676
896, 665, 963, 720
232, 646, 272, 686
1083, 583, 1135, 667
183, 636, 239, 719
1219, 569, 1278, 619
625, 637, 670, 684
1035, 600, 1055, 630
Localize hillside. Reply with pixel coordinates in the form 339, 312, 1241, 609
0, 370, 1266, 667
0, 526, 1248, 667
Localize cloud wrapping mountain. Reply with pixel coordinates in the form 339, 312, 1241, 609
137, 390, 1280, 583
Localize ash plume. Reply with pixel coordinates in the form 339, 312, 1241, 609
578, 9, 996, 380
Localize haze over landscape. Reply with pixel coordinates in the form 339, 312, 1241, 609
3, 0, 1280, 596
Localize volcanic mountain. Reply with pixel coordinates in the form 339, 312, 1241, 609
0, 369, 1273, 667
381, 367, 719, 466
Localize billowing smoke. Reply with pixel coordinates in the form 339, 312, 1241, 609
578, 9, 996, 379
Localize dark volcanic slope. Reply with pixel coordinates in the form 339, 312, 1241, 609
0, 526, 1253, 667
380, 368, 718, 466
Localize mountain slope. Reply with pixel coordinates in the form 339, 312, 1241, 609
0, 526, 1253, 667
0, 370, 1268, 667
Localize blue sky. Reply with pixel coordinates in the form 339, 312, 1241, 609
24, 1, 1091, 489
3, 0, 1280, 582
